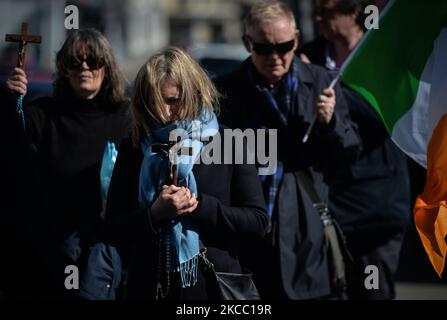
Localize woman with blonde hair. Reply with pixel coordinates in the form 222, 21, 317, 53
103, 47, 268, 299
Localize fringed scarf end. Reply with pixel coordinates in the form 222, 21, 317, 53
180, 254, 199, 288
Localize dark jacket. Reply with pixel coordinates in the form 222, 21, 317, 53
300, 37, 411, 234
214, 58, 361, 299
102, 131, 268, 300
0, 85, 53, 298
22, 92, 131, 244
327, 89, 411, 233
216, 58, 360, 182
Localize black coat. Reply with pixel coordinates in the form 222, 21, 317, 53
300, 37, 411, 234
102, 130, 268, 300
214, 58, 361, 299
328, 89, 411, 233
216, 58, 360, 183
0, 85, 51, 298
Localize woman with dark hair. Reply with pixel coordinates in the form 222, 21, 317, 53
3, 28, 130, 298
102, 47, 268, 299
53, 28, 127, 105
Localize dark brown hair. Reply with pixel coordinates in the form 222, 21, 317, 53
330, 0, 379, 30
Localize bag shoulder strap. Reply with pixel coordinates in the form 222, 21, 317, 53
295, 170, 353, 293
294, 170, 351, 250
199, 240, 215, 270
295, 170, 329, 217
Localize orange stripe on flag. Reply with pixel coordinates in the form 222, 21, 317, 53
414, 114, 447, 277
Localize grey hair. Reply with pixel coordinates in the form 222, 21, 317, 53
244, 0, 297, 37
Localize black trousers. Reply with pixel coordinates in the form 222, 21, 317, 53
345, 230, 405, 300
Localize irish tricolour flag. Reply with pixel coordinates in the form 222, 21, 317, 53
340, 0, 447, 276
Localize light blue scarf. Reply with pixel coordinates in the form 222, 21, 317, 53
139, 110, 219, 288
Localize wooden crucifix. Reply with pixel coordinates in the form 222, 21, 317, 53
5, 22, 42, 70
152, 142, 193, 186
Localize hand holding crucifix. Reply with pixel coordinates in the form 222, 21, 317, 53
5, 22, 42, 71
5, 23, 42, 129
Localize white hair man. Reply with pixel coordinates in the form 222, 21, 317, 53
215, 0, 361, 300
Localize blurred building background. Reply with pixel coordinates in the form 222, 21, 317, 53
0, 0, 317, 78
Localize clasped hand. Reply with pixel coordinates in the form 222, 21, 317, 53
150, 185, 198, 223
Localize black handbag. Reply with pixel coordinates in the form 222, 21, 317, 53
199, 244, 260, 300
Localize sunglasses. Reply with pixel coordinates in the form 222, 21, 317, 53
250, 38, 295, 56
68, 55, 104, 70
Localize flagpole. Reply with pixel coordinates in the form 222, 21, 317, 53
301, 0, 396, 144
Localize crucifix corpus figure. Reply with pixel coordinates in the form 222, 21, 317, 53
152, 142, 193, 186
5, 22, 42, 70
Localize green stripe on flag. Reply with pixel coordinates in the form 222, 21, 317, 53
341, 0, 447, 133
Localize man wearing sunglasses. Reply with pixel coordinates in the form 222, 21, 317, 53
215, 0, 360, 300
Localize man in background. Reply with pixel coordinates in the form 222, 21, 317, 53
300, 0, 411, 299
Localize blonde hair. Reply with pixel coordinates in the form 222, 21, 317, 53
130, 47, 220, 146
244, 0, 297, 37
